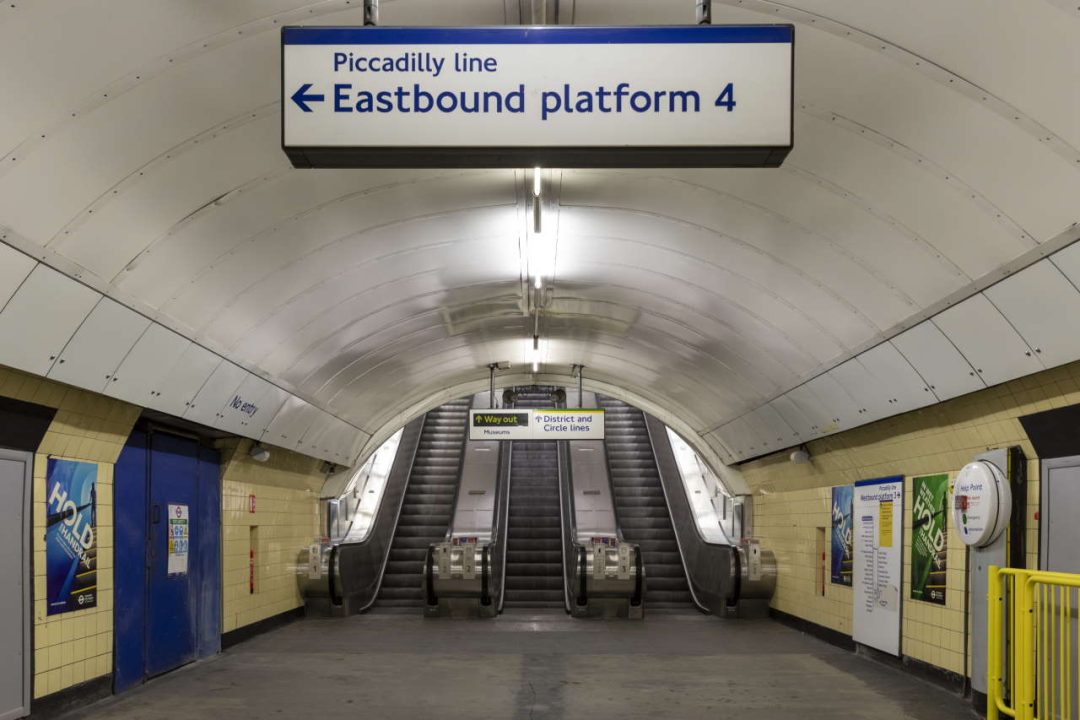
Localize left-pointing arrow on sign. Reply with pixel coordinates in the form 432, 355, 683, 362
291, 83, 325, 113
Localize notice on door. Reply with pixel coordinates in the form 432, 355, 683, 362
167, 504, 190, 575
852, 476, 903, 656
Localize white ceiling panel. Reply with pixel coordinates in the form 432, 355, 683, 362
105, 323, 192, 406
890, 322, 985, 402
857, 342, 936, 416
153, 342, 222, 418
48, 297, 151, 391
828, 358, 892, 424
985, 261, 1080, 371
212, 373, 288, 439
183, 359, 248, 427
768, 395, 816, 442
0, 265, 99, 376
0, 245, 36, 310
932, 293, 1044, 387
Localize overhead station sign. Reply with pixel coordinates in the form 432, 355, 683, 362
281, 25, 794, 168
470, 409, 605, 441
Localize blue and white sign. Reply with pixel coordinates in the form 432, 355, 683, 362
45, 459, 98, 615
282, 25, 793, 168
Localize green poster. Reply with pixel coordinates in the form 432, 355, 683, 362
911, 474, 949, 605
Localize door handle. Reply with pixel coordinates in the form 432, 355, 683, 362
152, 505, 161, 524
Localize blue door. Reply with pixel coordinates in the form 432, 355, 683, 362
146, 432, 199, 677
114, 430, 220, 691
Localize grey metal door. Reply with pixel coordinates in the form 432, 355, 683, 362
0, 449, 31, 720
1042, 456, 1080, 572
1039, 456, 1080, 719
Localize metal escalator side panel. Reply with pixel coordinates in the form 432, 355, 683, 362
332, 414, 425, 614
642, 412, 737, 615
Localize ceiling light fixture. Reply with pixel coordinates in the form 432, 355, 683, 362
534, 274, 543, 290
533, 166, 542, 197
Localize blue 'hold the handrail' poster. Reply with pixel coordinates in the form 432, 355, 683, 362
45, 458, 98, 615
831, 484, 854, 586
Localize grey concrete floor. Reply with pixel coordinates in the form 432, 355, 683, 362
67, 611, 974, 720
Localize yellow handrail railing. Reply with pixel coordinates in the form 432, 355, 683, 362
989, 566, 1080, 720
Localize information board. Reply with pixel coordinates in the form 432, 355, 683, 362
282, 25, 794, 168
469, 409, 604, 441
852, 476, 903, 656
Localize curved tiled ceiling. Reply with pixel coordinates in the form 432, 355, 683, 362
0, 0, 1077, 473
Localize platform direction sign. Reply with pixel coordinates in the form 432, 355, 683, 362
281, 25, 793, 168
470, 409, 605, 441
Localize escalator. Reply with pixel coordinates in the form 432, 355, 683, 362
598, 396, 694, 608
376, 397, 471, 607
503, 389, 566, 608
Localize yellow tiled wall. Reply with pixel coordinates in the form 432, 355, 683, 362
217, 439, 323, 633
0, 366, 141, 700
739, 360, 1080, 675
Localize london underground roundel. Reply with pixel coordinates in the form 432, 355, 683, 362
951, 461, 1012, 548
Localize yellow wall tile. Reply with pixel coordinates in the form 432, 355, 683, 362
216, 439, 322, 634
739, 360, 1077, 677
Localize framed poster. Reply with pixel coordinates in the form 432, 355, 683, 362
45, 458, 98, 615
852, 475, 904, 656
911, 474, 949, 605
830, 485, 854, 586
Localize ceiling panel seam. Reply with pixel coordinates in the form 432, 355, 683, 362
560, 205, 883, 336
798, 105, 1040, 250
0, 0, 364, 178
214, 222, 518, 347
48, 104, 280, 253
164, 188, 511, 319
570, 253, 850, 355
116, 168, 291, 281
258, 278, 523, 372
570, 169, 930, 304
714, 0, 1080, 166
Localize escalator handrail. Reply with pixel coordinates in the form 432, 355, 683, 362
631, 544, 644, 607
576, 545, 588, 606
480, 544, 491, 606
424, 545, 437, 606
